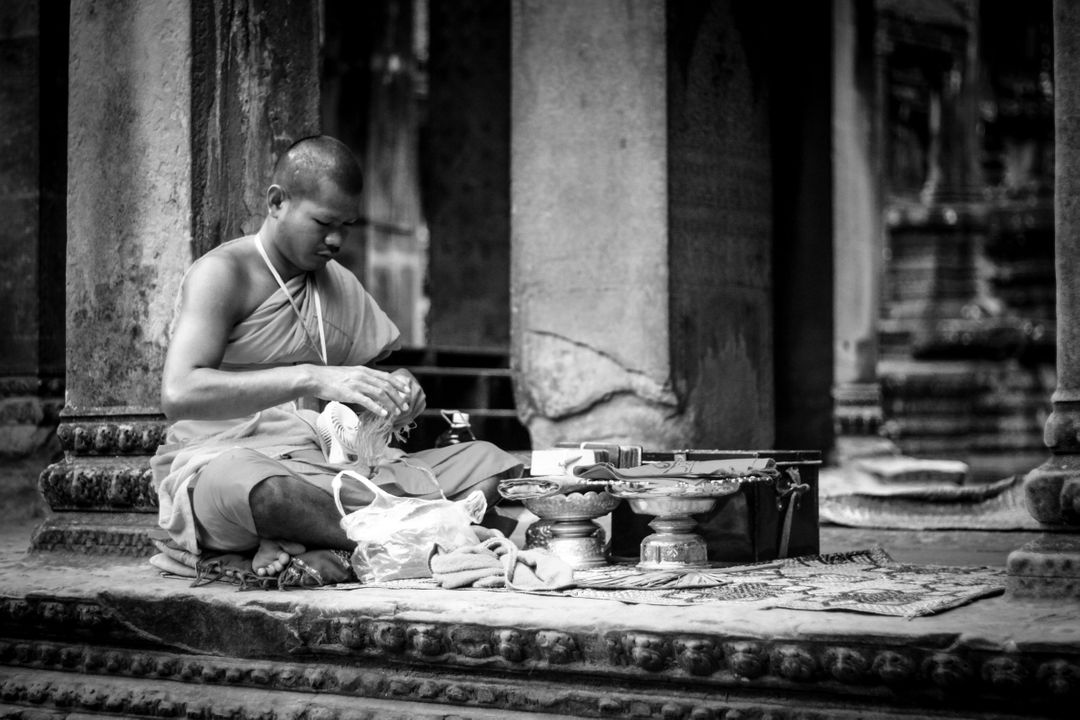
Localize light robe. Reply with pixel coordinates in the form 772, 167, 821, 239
151, 246, 519, 554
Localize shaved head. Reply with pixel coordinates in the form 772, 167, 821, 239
271, 135, 364, 200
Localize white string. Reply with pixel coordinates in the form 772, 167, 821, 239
254, 234, 328, 365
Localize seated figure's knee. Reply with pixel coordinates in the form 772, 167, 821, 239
248, 472, 292, 515
472, 473, 502, 507
191, 448, 275, 553
198, 448, 268, 490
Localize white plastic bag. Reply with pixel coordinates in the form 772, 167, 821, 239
331, 470, 487, 583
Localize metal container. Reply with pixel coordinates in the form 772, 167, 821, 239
609, 481, 740, 570
522, 490, 621, 569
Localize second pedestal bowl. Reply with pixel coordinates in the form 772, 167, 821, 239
607, 478, 742, 570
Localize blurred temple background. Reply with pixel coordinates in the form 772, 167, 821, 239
0, 0, 1056, 497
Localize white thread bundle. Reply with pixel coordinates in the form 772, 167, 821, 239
317, 401, 398, 468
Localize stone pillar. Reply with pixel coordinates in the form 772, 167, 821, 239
35, 0, 320, 555
830, 0, 891, 460
511, 0, 774, 449
1008, 0, 1080, 599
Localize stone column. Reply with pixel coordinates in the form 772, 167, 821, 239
510, 0, 774, 449
1008, 0, 1080, 599
830, 0, 891, 460
35, 0, 319, 555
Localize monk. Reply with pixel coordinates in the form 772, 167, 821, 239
151, 135, 522, 577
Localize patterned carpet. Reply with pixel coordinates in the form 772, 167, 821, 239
558, 547, 1005, 617
327, 547, 1005, 618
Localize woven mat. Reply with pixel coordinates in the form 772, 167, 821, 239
320, 547, 1004, 618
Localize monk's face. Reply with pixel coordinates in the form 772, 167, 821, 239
273, 179, 362, 273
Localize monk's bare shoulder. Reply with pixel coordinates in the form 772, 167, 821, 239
182, 237, 270, 320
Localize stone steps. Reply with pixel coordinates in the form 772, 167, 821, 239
878, 358, 1053, 480
0, 547, 1077, 719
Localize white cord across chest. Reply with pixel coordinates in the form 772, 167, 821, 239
254, 234, 328, 365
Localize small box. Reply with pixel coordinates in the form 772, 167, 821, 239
530, 447, 610, 476
609, 449, 821, 564
554, 441, 642, 469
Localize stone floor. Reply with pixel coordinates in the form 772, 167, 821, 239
1, 505, 1077, 719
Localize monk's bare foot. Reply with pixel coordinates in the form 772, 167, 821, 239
253, 539, 306, 576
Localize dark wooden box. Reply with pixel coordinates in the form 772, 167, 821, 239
608, 449, 821, 564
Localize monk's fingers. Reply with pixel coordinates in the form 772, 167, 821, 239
389, 368, 419, 395
355, 365, 412, 395
336, 373, 408, 415
353, 380, 410, 416
348, 392, 392, 418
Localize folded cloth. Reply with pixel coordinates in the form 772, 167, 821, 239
152, 537, 201, 568
504, 545, 575, 590
573, 457, 778, 481
428, 543, 507, 588
149, 552, 197, 578
428, 537, 575, 591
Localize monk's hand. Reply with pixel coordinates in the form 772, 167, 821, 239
312, 365, 413, 419
390, 369, 426, 427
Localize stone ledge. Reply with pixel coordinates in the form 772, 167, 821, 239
1007, 575, 1080, 599
1, 551, 1078, 719
0, 663, 1047, 720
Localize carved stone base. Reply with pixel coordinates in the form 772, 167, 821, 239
1023, 454, 1080, 526
29, 512, 159, 556
32, 411, 167, 556
1007, 534, 1080, 600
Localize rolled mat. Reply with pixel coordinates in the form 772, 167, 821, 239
819, 471, 1045, 530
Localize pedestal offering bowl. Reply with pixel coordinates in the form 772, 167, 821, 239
607, 477, 742, 570
520, 483, 622, 569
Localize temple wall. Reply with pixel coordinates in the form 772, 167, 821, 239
0, 0, 65, 531
770, 2, 839, 453
0, 0, 43, 523
191, 0, 320, 258
667, 0, 775, 449
0, 1, 41, 382
425, 0, 512, 349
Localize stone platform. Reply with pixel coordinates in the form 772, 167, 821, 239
1, 525, 1078, 720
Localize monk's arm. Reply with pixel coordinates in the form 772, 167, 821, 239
160, 258, 412, 421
